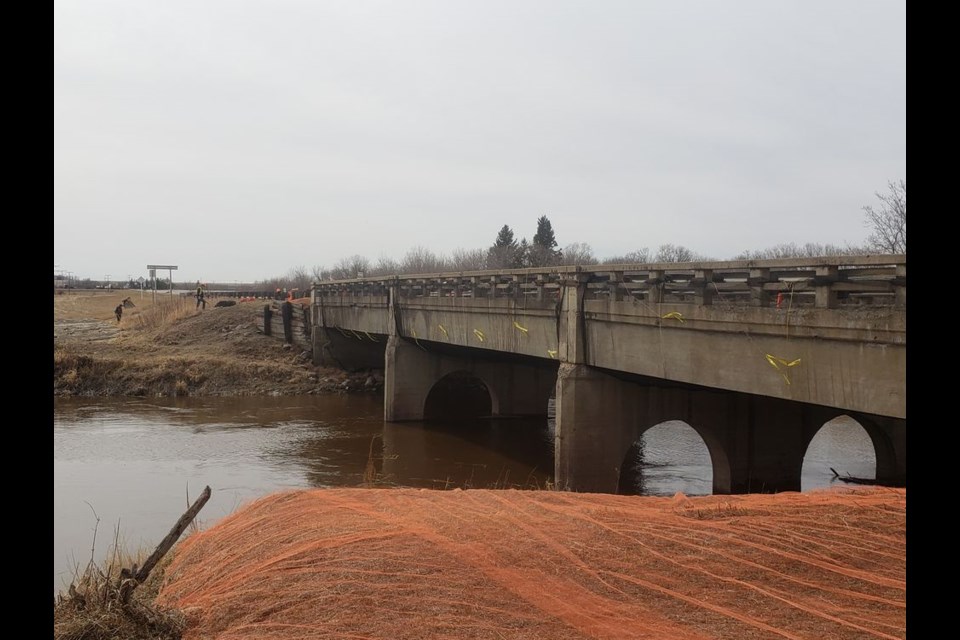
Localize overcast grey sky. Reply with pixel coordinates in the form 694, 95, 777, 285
54, 0, 905, 284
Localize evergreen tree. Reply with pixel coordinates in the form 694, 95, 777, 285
529, 215, 562, 267
493, 224, 516, 248
488, 224, 520, 269
532, 216, 558, 250
515, 238, 531, 268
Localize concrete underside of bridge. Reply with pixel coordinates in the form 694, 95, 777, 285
555, 363, 905, 494
313, 326, 386, 371
372, 336, 905, 495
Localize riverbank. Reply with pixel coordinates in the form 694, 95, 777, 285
53, 290, 382, 397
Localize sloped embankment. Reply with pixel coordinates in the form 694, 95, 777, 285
158, 487, 905, 640
54, 296, 382, 396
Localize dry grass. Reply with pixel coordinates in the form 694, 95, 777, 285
134, 297, 194, 332
54, 523, 186, 640
54, 292, 380, 397
55, 290, 162, 322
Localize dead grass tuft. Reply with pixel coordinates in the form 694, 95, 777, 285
135, 297, 193, 332
54, 532, 185, 640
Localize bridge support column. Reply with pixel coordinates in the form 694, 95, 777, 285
852, 413, 907, 486
384, 335, 438, 422
555, 366, 820, 494
729, 396, 806, 493
555, 364, 639, 493
880, 418, 907, 485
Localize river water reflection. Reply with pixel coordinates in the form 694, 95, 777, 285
53, 395, 876, 594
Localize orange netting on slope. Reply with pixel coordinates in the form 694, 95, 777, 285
157, 487, 905, 640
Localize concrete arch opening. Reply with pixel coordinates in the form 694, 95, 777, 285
801, 415, 877, 491
424, 371, 494, 420
617, 420, 720, 496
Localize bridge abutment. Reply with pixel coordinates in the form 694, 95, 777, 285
312, 326, 386, 371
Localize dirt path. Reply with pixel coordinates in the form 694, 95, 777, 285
54, 319, 120, 342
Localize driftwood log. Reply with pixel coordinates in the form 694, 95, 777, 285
829, 468, 900, 487
119, 485, 211, 603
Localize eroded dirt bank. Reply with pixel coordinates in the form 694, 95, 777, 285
53, 291, 382, 397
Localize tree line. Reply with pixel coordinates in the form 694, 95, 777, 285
256, 180, 905, 289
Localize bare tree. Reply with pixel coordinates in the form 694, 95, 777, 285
863, 179, 906, 254
449, 247, 487, 271
288, 265, 311, 292
400, 246, 448, 274
311, 265, 331, 282
331, 254, 370, 279
734, 242, 868, 260
654, 244, 705, 262
560, 242, 598, 266
373, 255, 400, 276
602, 248, 650, 265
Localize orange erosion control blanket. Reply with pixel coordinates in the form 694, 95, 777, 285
157, 487, 905, 640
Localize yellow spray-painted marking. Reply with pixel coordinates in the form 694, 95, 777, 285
765, 354, 802, 385
547, 349, 558, 359
438, 324, 448, 338
513, 321, 529, 335
411, 329, 426, 351
661, 311, 685, 323
473, 329, 485, 342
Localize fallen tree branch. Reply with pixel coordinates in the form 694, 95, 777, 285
119, 485, 211, 603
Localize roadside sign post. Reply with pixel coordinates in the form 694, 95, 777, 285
147, 265, 178, 304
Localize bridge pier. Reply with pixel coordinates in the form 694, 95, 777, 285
384, 336, 556, 422
554, 365, 893, 495
554, 364, 642, 493
846, 413, 907, 486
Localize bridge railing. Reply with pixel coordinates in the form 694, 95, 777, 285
312, 254, 905, 309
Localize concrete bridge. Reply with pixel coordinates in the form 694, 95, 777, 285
311, 255, 906, 494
